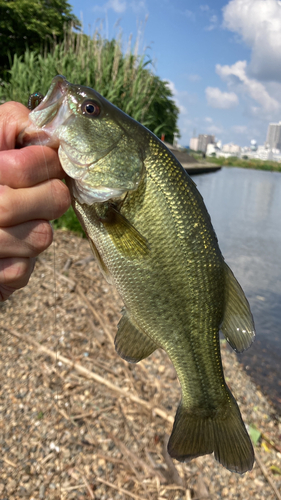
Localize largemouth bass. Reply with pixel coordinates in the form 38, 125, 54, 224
20, 75, 255, 473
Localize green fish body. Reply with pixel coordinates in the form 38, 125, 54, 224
22, 76, 255, 473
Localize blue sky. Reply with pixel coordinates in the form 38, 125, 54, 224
69, 0, 281, 147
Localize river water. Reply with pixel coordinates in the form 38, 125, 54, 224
190, 167, 281, 413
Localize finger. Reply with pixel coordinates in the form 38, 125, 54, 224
0, 257, 35, 301
0, 220, 53, 258
0, 180, 71, 227
0, 102, 31, 150
0, 146, 65, 188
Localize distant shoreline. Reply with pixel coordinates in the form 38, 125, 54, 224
200, 156, 281, 172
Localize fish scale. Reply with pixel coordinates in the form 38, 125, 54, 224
22, 75, 255, 474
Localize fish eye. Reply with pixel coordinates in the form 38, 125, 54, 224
81, 100, 101, 117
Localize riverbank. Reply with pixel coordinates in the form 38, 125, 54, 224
0, 230, 280, 499
202, 156, 281, 172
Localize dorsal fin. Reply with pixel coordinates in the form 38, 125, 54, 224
220, 263, 255, 353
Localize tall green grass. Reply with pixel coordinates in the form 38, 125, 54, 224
0, 28, 179, 234
0, 28, 178, 138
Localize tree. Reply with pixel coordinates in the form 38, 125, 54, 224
0, 0, 80, 75
142, 76, 180, 144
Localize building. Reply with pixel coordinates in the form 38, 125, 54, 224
266, 122, 281, 149
197, 134, 215, 153
206, 142, 242, 158
189, 137, 199, 151
221, 143, 241, 155
189, 134, 215, 153
206, 143, 220, 156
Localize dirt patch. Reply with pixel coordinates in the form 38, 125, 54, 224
0, 230, 280, 499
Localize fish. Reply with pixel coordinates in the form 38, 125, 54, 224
19, 75, 255, 473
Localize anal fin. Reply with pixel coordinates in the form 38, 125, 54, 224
221, 263, 255, 352
115, 312, 158, 363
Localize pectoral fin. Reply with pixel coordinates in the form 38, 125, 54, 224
115, 311, 158, 363
101, 205, 150, 259
220, 263, 255, 353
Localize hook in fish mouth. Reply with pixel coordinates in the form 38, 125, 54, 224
17, 76, 73, 148
28, 92, 44, 111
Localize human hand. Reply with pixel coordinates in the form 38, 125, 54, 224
0, 101, 71, 301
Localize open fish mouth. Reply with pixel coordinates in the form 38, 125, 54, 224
19, 75, 122, 167
21, 76, 73, 148
16, 76, 67, 147
18, 75, 145, 204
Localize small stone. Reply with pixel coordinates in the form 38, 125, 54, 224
39, 484, 45, 498
222, 487, 229, 497
6, 479, 17, 494
0, 484, 5, 494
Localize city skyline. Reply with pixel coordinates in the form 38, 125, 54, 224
68, 0, 281, 147
191, 120, 281, 150
189, 124, 281, 162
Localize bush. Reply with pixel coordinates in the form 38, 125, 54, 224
207, 155, 281, 172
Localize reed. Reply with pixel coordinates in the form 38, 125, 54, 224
0, 27, 179, 233
0, 27, 178, 138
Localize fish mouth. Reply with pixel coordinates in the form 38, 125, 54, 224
29, 76, 71, 147
17, 75, 143, 205
19, 75, 122, 168
18, 76, 73, 148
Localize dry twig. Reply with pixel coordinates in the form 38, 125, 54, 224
162, 434, 185, 487
95, 476, 145, 500
7, 328, 174, 424
76, 285, 114, 345
255, 450, 281, 500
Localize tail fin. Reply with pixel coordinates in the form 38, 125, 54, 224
167, 394, 254, 474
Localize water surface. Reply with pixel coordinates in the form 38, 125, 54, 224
191, 167, 281, 413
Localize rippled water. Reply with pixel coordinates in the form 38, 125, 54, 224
191, 167, 281, 413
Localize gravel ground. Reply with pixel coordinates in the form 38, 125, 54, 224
0, 230, 280, 500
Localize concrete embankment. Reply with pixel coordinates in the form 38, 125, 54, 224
164, 141, 221, 175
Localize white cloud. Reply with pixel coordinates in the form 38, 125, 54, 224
188, 74, 201, 82
131, 0, 147, 13
223, 0, 281, 81
205, 87, 239, 108
200, 4, 210, 11
166, 80, 188, 114
232, 125, 248, 134
206, 124, 224, 135
185, 9, 196, 21
93, 0, 147, 14
205, 117, 213, 123
93, 0, 127, 13
110, 0, 126, 12
216, 60, 280, 114
205, 14, 218, 31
